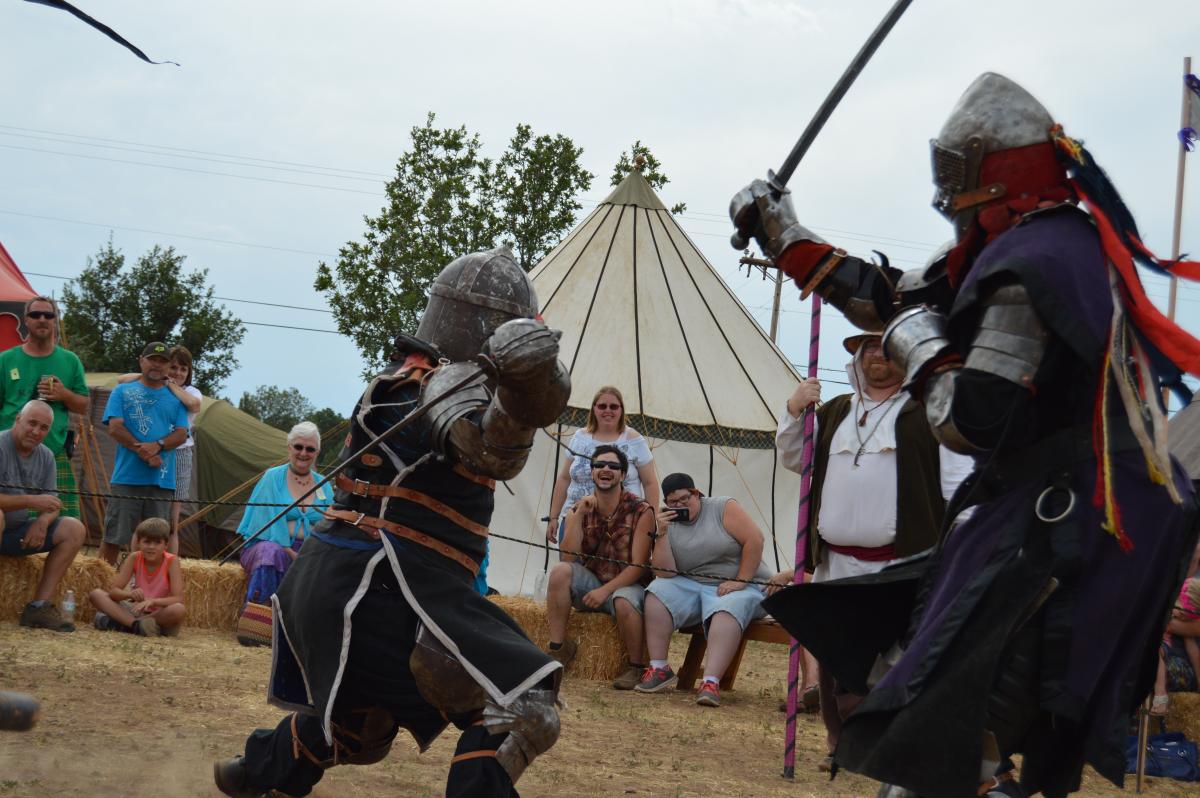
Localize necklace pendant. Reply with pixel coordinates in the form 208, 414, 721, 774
858, 411, 867, 426
853, 446, 865, 468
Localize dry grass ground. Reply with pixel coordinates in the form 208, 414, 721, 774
0, 621, 1194, 798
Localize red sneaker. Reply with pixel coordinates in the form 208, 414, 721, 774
696, 681, 721, 707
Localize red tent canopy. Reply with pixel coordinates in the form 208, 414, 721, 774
0, 241, 40, 350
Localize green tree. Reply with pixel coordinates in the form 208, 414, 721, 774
61, 238, 245, 394
238, 384, 345, 435
315, 113, 593, 371
610, 140, 687, 215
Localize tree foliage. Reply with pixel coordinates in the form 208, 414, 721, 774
610, 140, 687, 215
315, 113, 593, 370
61, 238, 245, 394
237, 384, 344, 435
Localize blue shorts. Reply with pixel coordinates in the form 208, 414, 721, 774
0, 517, 62, 557
645, 576, 766, 632
569, 562, 645, 615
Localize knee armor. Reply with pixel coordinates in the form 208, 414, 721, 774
482, 688, 561, 784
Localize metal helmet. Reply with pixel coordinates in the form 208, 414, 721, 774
415, 246, 538, 362
931, 73, 1055, 235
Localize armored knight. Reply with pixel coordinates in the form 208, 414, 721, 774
734, 73, 1200, 798
214, 246, 570, 798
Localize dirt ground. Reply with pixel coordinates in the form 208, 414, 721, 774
0, 622, 1193, 798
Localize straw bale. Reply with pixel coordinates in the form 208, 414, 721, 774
1168, 691, 1200, 741
0, 554, 115, 624
179, 559, 248, 631
490, 595, 624, 681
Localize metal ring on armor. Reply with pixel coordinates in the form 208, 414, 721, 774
1034, 484, 1076, 524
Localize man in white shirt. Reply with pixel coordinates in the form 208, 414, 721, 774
775, 331, 973, 770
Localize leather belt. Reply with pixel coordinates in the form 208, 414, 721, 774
323, 509, 480, 577
334, 475, 489, 537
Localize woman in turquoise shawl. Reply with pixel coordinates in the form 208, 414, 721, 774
237, 422, 332, 606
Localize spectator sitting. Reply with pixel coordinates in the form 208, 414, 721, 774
117, 345, 202, 554
236, 422, 331, 609
0, 399, 85, 631
545, 385, 659, 544
88, 517, 185, 636
0, 296, 90, 519
636, 472, 772, 707
544, 444, 654, 689
100, 342, 189, 565
1151, 543, 1200, 715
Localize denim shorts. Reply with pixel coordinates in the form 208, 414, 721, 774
568, 561, 645, 615
0, 518, 62, 556
645, 576, 766, 632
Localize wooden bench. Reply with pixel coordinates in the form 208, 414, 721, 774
676, 618, 792, 691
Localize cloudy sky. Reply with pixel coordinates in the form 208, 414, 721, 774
2, 0, 1197, 412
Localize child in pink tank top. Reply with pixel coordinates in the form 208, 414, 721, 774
87, 518, 187, 636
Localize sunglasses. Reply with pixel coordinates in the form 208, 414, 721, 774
595, 403, 622, 411
591, 460, 622, 471
27, 311, 56, 320
291, 443, 318, 454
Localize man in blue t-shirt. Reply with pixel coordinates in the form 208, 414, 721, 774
100, 342, 188, 564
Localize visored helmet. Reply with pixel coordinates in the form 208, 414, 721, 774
415, 246, 538, 362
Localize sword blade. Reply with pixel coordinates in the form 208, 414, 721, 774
774, 0, 914, 187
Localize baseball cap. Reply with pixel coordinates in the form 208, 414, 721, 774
141, 342, 169, 358
661, 472, 696, 496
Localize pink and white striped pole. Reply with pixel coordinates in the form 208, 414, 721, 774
782, 293, 821, 779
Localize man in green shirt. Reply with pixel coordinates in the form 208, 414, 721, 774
0, 296, 89, 518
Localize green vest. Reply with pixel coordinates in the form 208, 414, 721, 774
806, 394, 947, 569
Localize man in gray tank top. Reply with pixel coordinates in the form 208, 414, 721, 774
635, 473, 772, 707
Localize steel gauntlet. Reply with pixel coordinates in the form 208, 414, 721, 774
729, 176, 827, 259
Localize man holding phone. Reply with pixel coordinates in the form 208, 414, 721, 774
0, 297, 89, 518
543, 444, 655, 690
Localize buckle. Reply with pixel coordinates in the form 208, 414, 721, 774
352, 479, 372, 497
354, 512, 366, 527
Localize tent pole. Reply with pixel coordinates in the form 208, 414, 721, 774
1165, 56, 1193, 409
545, 422, 563, 572
770, 446, 780, 571
783, 294, 821, 779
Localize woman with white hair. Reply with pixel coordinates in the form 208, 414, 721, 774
236, 421, 332, 621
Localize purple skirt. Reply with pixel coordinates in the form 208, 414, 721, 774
240, 538, 303, 606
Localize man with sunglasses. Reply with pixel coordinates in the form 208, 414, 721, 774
99, 342, 188, 564
545, 444, 654, 690
0, 297, 89, 518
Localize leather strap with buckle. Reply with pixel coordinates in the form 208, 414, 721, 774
334, 475, 489, 537
323, 509, 480, 576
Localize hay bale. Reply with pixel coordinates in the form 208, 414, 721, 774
0, 554, 114, 624
1168, 691, 1200, 741
489, 595, 624, 681
180, 559, 247, 631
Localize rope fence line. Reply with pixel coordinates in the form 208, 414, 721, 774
3, 481, 778, 588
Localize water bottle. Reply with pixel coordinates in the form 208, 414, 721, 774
61, 589, 76, 625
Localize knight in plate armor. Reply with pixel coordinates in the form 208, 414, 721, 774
214, 246, 571, 798
733, 73, 1200, 798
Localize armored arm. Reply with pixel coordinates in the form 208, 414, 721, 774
883, 283, 1048, 454
730, 178, 902, 330
423, 319, 570, 481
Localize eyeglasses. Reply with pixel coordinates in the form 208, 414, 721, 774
594, 403, 622, 411
26, 311, 55, 320
590, 460, 622, 471
291, 443, 318, 454
665, 494, 692, 507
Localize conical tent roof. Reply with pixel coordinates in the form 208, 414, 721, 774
528, 171, 799, 447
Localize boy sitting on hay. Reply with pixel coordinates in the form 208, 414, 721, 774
88, 518, 186, 636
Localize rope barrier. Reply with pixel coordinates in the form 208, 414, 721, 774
5, 479, 778, 587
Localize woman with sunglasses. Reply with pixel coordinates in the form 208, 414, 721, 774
545, 385, 660, 544
234, 421, 332, 622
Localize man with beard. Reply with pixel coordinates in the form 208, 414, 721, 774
0, 296, 89, 518
732, 73, 1200, 797
214, 247, 570, 798
544, 444, 654, 690
770, 331, 971, 771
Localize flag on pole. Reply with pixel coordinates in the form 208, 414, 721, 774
1182, 73, 1200, 151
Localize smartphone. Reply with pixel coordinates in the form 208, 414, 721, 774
666, 506, 690, 524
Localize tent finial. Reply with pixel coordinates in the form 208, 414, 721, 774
633, 154, 646, 172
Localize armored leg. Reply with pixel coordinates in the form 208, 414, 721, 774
482, 687, 561, 784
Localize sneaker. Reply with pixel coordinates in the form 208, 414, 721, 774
547, 638, 577, 667
93, 612, 116, 632
19, 602, 75, 633
133, 616, 161, 637
696, 681, 721, 707
634, 664, 677, 693
612, 663, 644, 691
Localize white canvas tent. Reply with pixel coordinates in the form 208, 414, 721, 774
486, 171, 803, 594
